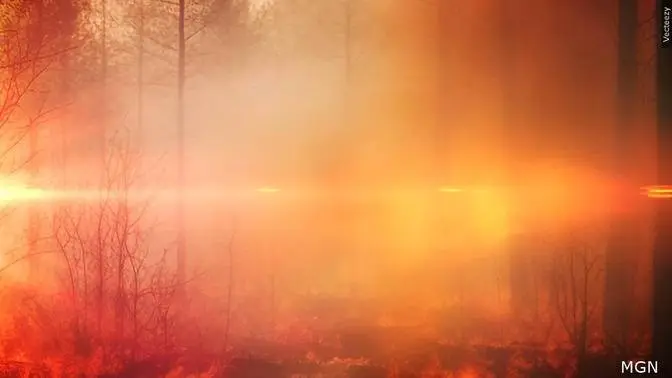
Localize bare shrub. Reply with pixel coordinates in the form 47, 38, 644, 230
2, 130, 184, 375
549, 227, 604, 374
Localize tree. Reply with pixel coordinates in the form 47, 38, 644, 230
96, 0, 109, 339
169, 0, 252, 291
496, 0, 536, 320
100, 0, 108, 165
549, 230, 604, 377
119, 0, 236, 291
137, 0, 145, 136
341, 0, 357, 295
49, 132, 180, 372
603, 0, 638, 350
259, 0, 361, 295
0, 0, 81, 277
24, 0, 45, 273
177, 0, 187, 292
434, 0, 447, 180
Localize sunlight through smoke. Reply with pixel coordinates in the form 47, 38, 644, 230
438, 186, 464, 193
256, 186, 280, 193
0, 184, 48, 202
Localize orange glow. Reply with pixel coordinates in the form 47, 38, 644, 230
641, 185, 672, 199
0, 0, 658, 374
438, 186, 464, 193
256, 186, 281, 193
0, 182, 48, 202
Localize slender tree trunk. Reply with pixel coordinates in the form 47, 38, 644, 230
177, 0, 187, 288
433, 0, 459, 300
61, 56, 70, 187
27, 120, 39, 274
223, 226, 234, 352
96, 0, 109, 343
269, 252, 276, 331
498, 0, 531, 320
509, 234, 536, 320
137, 0, 145, 147
652, 0, 672, 369
100, 0, 107, 164
26, 0, 45, 280
603, 0, 637, 349
343, 0, 355, 296
344, 0, 352, 124
115, 194, 127, 345
434, 0, 445, 180
122, 2, 145, 347
270, 50, 281, 333
433, 0, 445, 255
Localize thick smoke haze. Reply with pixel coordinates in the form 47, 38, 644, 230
0, 0, 655, 310
0, 0, 662, 375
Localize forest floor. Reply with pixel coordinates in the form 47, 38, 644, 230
0, 323, 628, 377
0, 296, 639, 377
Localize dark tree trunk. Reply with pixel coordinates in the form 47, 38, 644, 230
498, 0, 532, 319
96, 0, 109, 342
603, 0, 638, 349
434, 0, 446, 180
177, 0, 186, 287
652, 0, 672, 370
137, 0, 145, 147
26, 0, 45, 278
508, 233, 539, 320
60, 55, 71, 186
100, 0, 107, 164
339, 0, 356, 295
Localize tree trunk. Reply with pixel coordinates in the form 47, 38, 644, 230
137, 0, 145, 148
177, 0, 187, 288
498, 0, 532, 319
127, 3, 144, 354
434, 0, 446, 179
603, 0, 637, 349
508, 233, 537, 320
60, 54, 71, 186
25, 0, 46, 280
100, 0, 107, 165
342, 0, 355, 296
652, 0, 672, 369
